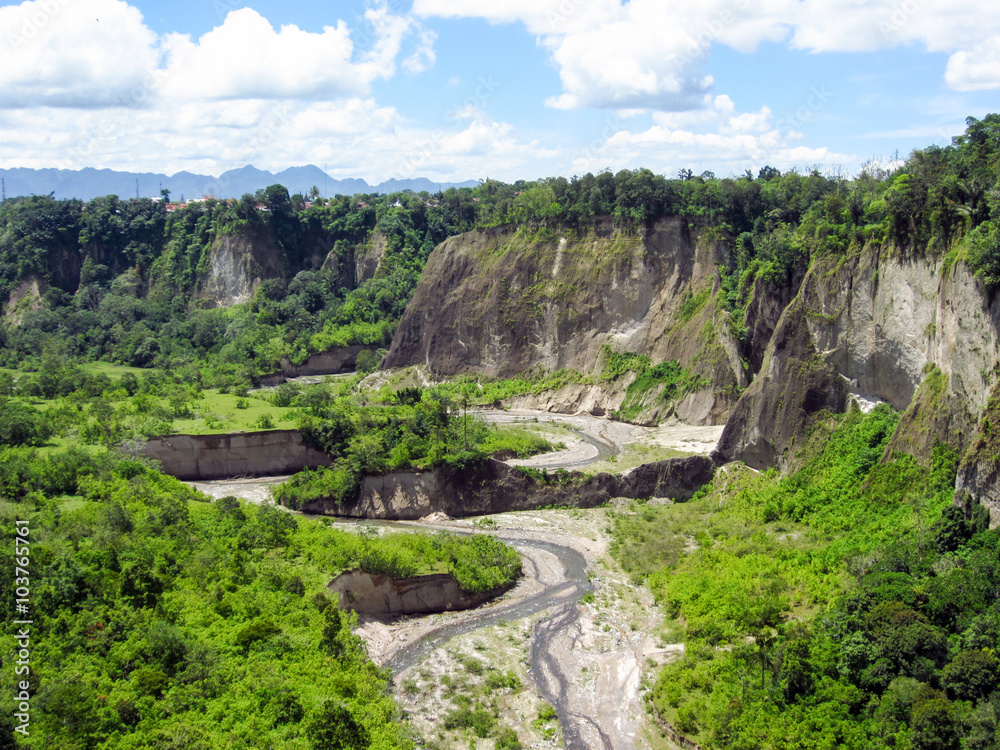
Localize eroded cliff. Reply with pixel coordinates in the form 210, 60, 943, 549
383, 218, 744, 420
719, 245, 1000, 473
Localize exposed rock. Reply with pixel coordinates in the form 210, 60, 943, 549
328, 570, 512, 617
743, 271, 802, 373
259, 344, 379, 385
502, 381, 627, 416
715, 298, 847, 470
719, 248, 1000, 471
3, 276, 48, 325
674, 388, 719, 426
302, 455, 716, 520
382, 218, 743, 419
956, 378, 1000, 525
354, 229, 388, 285
801, 250, 1000, 414
885, 365, 975, 464
200, 231, 287, 307
143, 430, 332, 480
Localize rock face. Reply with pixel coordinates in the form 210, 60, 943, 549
328, 570, 512, 617
719, 248, 1000, 469
143, 430, 332, 480
354, 229, 387, 285
201, 232, 287, 307
3, 276, 48, 325
382, 218, 744, 419
259, 344, 379, 386
716, 299, 848, 469
302, 455, 716, 520
956, 380, 1000, 525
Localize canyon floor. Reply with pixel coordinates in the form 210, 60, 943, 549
187, 410, 723, 749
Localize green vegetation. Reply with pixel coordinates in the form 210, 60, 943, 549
609, 405, 1000, 749
274, 386, 558, 510
3, 115, 998, 397
0, 453, 404, 748
0, 443, 524, 747
0, 114, 998, 749
600, 345, 708, 421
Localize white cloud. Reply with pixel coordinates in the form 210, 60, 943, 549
159, 9, 383, 101
415, 0, 1000, 108
574, 95, 854, 176
945, 35, 1000, 90
403, 28, 438, 74
0, 0, 159, 108
0, 1, 439, 108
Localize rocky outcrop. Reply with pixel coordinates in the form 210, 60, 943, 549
354, 229, 387, 285
956, 379, 1000, 525
885, 365, 975, 464
3, 276, 47, 325
382, 219, 744, 419
200, 232, 287, 307
259, 344, 379, 385
719, 247, 1000, 470
143, 430, 332, 480
328, 570, 512, 617
301, 455, 716, 519
715, 298, 847, 470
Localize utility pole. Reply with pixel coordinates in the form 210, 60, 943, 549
135, 178, 139, 199
1, 178, 5, 202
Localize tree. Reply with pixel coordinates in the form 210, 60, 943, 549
942, 650, 1000, 702
306, 700, 370, 750
911, 695, 959, 750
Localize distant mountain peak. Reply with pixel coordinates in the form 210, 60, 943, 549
0, 165, 479, 201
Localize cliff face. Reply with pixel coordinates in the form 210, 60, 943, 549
719, 246, 1000, 471
302, 455, 716, 520
143, 430, 332, 480
327, 570, 511, 616
200, 232, 288, 307
383, 218, 744, 419
956, 380, 1000, 524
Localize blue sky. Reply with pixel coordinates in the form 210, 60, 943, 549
0, 0, 997, 184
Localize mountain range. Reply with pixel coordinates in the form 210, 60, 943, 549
0, 165, 479, 201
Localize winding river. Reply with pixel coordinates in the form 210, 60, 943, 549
187, 410, 716, 748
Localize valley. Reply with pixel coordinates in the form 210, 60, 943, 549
1, 116, 1000, 749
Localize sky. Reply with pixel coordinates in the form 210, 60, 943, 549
0, 0, 998, 184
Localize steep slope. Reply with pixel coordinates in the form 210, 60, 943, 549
718, 245, 1000, 470
715, 297, 847, 469
956, 377, 1000, 523
199, 231, 288, 307
383, 218, 745, 418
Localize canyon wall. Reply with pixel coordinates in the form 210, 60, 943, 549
143, 430, 332, 480
383, 218, 745, 422
301, 455, 716, 520
328, 570, 512, 617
